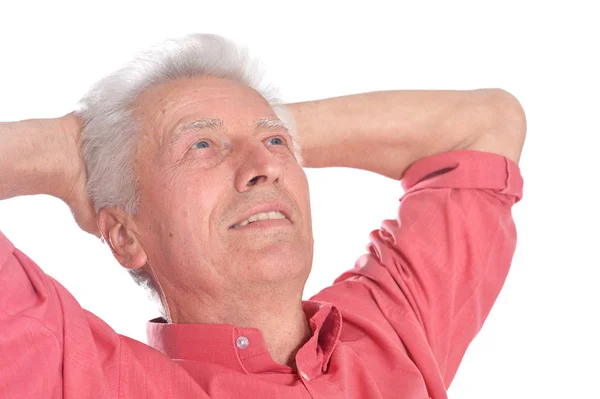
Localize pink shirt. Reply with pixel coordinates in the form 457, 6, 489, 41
0, 150, 523, 398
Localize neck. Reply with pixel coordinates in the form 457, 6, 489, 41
164, 285, 312, 369
233, 300, 312, 369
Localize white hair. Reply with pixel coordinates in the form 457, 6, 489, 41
75, 33, 299, 319
76, 33, 298, 214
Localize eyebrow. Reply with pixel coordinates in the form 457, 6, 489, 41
168, 118, 221, 148
255, 118, 289, 131
168, 117, 290, 148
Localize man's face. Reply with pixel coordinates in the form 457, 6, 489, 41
131, 76, 313, 310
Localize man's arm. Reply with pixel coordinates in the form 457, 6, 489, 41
0, 115, 98, 235
296, 88, 527, 391
0, 117, 210, 398
286, 88, 526, 178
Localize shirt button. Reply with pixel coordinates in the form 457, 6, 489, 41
299, 370, 310, 381
236, 336, 249, 349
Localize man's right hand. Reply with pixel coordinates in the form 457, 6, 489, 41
0, 114, 100, 237
57, 113, 100, 237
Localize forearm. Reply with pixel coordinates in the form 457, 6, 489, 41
287, 88, 524, 179
0, 117, 74, 200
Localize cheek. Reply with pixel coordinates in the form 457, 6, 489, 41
144, 170, 215, 234
176, 176, 236, 244
166, 182, 214, 227
286, 166, 312, 219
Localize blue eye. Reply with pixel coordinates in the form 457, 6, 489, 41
268, 137, 284, 145
192, 140, 210, 149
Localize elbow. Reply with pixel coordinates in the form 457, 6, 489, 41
490, 88, 527, 138
492, 89, 527, 163
467, 88, 528, 164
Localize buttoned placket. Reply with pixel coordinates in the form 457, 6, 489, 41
299, 370, 311, 382
236, 336, 249, 350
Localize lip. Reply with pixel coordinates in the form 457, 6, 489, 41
230, 219, 291, 231
229, 202, 292, 229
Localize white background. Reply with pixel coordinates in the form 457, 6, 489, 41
1, 1, 598, 397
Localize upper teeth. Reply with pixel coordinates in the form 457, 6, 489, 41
233, 211, 286, 228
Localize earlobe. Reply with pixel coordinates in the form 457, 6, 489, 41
98, 208, 148, 270
118, 237, 148, 270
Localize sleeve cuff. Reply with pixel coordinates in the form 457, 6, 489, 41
401, 150, 523, 201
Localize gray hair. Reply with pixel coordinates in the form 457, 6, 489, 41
75, 33, 298, 319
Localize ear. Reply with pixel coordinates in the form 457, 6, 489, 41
97, 208, 147, 270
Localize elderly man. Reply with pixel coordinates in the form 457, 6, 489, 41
0, 34, 526, 398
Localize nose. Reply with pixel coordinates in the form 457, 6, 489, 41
234, 142, 283, 192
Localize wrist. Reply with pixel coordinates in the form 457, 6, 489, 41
53, 114, 85, 202
0, 117, 75, 200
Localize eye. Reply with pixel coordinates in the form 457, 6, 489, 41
191, 140, 210, 149
267, 136, 284, 146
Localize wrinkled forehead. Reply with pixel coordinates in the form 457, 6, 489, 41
133, 76, 278, 150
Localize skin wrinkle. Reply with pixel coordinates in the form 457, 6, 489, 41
168, 118, 222, 149
168, 118, 293, 163
106, 75, 313, 368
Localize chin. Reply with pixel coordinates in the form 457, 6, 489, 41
238, 244, 311, 284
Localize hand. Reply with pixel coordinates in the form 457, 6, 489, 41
1, 113, 99, 236
55, 113, 100, 237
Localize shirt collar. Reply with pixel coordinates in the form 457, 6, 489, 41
147, 300, 342, 376
297, 300, 342, 376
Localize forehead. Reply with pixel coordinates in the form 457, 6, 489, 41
134, 76, 276, 146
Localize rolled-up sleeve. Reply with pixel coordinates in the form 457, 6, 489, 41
319, 150, 523, 391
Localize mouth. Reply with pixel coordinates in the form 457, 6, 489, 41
230, 210, 289, 229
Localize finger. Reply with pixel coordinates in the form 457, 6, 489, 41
69, 198, 101, 238
72, 208, 101, 237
